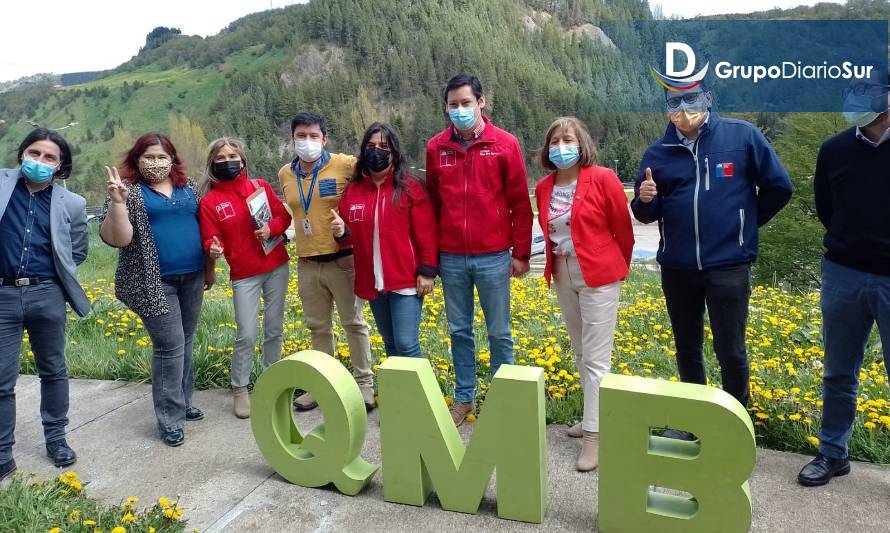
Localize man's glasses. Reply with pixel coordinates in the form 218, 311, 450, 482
666, 92, 704, 110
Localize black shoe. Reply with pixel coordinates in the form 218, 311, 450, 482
0, 458, 16, 481
185, 407, 204, 421
798, 453, 851, 487
660, 429, 697, 441
46, 440, 77, 468
162, 429, 185, 447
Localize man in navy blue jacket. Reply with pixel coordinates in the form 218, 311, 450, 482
632, 85, 792, 419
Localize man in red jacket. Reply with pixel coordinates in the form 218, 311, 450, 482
425, 74, 534, 426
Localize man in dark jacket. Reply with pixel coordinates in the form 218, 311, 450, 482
631, 85, 792, 423
798, 73, 890, 487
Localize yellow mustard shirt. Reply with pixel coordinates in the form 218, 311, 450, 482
278, 152, 356, 258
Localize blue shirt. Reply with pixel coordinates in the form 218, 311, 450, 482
0, 176, 56, 279
140, 183, 204, 277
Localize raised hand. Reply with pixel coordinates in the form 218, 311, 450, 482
639, 167, 657, 204
105, 166, 128, 205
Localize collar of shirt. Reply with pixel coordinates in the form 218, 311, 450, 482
17, 176, 53, 196
292, 151, 331, 178
855, 125, 890, 148
676, 112, 710, 149
451, 117, 487, 143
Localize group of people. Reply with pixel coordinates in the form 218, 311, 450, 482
0, 71, 887, 488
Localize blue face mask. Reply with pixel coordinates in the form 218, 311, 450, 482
549, 144, 580, 170
449, 106, 477, 130
21, 159, 57, 183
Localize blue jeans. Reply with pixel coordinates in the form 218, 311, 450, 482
818, 258, 890, 459
368, 292, 423, 357
140, 271, 204, 435
440, 251, 513, 404
0, 282, 70, 463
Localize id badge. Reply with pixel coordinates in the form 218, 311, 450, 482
301, 218, 312, 236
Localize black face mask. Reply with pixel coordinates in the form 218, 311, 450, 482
212, 160, 242, 181
363, 147, 391, 173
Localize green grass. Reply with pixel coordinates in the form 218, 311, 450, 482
14, 229, 890, 463
0, 471, 187, 533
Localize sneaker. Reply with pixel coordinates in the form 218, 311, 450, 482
293, 392, 318, 412
360, 385, 376, 411
449, 401, 476, 427
660, 429, 697, 441
567, 423, 583, 438
185, 406, 204, 421
162, 429, 185, 447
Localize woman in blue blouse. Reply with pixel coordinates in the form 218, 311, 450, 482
100, 133, 213, 447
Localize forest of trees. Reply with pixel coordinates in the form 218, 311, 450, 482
0, 0, 888, 288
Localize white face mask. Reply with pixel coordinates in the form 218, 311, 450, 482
295, 140, 323, 163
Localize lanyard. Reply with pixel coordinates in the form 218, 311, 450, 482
297, 163, 321, 214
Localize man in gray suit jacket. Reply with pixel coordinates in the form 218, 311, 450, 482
0, 128, 89, 480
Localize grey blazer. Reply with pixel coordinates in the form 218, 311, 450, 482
0, 168, 91, 317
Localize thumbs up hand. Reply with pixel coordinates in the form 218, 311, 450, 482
331, 209, 345, 238
639, 167, 657, 204
209, 236, 224, 259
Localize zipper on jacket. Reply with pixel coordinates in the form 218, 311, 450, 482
739, 208, 745, 246
692, 142, 703, 270
463, 153, 470, 255
659, 221, 666, 253
704, 156, 710, 191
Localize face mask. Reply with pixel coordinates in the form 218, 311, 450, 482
364, 147, 391, 173
21, 159, 57, 183
295, 140, 323, 163
449, 106, 477, 130
138, 158, 173, 183
212, 160, 243, 181
843, 111, 881, 128
669, 110, 708, 133
548, 144, 580, 170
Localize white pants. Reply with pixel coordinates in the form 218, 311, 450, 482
553, 255, 621, 432
230, 263, 290, 388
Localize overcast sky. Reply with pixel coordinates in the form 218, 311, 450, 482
0, 0, 842, 82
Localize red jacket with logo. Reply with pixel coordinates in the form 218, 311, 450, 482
425, 116, 533, 259
198, 172, 291, 280
535, 165, 634, 288
337, 173, 438, 301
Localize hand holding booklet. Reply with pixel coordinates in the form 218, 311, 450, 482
247, 186, 284, 255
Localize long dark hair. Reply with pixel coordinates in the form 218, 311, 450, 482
353, 122, 423, 203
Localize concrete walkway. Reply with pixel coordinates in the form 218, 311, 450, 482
9, 376, 890, 532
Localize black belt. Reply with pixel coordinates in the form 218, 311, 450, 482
304, 248, 353, 263
0, 276, 58, 287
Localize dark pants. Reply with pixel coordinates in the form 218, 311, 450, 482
661, 263, 752, 405
818, 258, 890, 459
0, 282, 70, 463
140, 271, 204, 435
368, 291, 423, 357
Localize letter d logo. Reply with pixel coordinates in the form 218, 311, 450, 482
666, 42, 696, 77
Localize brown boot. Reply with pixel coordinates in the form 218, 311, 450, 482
576, 431, 599, 472
567, 423, 583, 438
449, 401, 476, 427
233, 387, 250, 419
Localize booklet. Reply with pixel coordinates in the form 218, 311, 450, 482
246, 186, 285, 255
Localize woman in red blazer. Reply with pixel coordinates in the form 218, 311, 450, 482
535, 117, 634, 472
332, 123, 438, 357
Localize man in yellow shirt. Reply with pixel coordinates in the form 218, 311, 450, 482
278, 112, 374, 410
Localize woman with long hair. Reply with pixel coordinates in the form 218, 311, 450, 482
100, 133, 212, 447
198, 138, 291, 419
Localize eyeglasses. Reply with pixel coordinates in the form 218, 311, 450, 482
666, 92, 704, 110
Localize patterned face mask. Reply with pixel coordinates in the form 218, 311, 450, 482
138, 158, 173, 183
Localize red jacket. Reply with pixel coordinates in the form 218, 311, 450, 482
199, 172, 291, 280
337, 173, 438, 301
536, 165, 634, 288
425, 116, 533, 259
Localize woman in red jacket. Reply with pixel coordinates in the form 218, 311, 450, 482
535, 117, 634, 472
331, 123, 438, 357
198, 138, 292, 419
